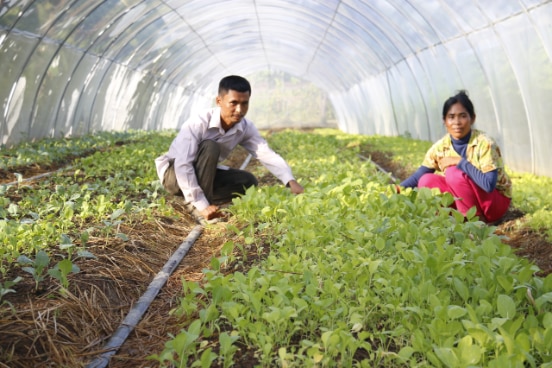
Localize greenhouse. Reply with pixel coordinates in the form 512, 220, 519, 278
1, 1, 552, 367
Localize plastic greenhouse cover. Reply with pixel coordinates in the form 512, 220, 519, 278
1, 0, 551, 177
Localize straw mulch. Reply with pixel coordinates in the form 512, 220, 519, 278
0, 148, 256, 367
1, 211, 249, 367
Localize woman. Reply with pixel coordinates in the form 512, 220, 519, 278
399, 90, 512, 223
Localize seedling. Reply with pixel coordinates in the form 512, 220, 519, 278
0, 276, 22, 309
17, 250, 50, 291
48, 259, 80, 290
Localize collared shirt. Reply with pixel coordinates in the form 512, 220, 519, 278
155, 107, 295, 210
422, 129, 512, 197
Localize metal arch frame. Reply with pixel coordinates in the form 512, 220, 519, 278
160, 1, 371, 91
84, 2, 224, 132
428, 0, 498, 120
386, 0, 453, 140
410, 0, 543, 174
105, 16, 181, 75
0, 0, 37, 33
1, 0, 147, 141
104, 12, 216, 125
337, 0, 433, 136
163, 2, 334, 86
470, 0, 535, 173
116, 20, 201, 131
69, 1, 171, 134
258, 1, 341, 80
337, 2, 405, 65
302, 1, 379, 87
141, 0, 254, 96
48, 0, 148, 136
129, 18, 213, 77
1, 0, 42, 143
160, 0, 228, 74
0, 0, 550, 176
27, 0, 106, 139
1, 0, 55, 142
507, 1, 551, 174
328, 0, 441, 139
84, 2, 177, 134
252, 0, 275, 70
254, 6, 332, 78
2, 0, 446, 138
372, 16, 431, 137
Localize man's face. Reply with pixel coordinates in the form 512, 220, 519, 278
217, 89, 250, 130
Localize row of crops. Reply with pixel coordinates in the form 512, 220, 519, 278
0, 130, 177, 303
151, 130, 552, 367
353, 135, 552, 242
1, 128, 552, 367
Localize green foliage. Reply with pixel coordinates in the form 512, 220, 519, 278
1, 130, 177, 298
360, 135, 552, 240
0, 130, 147, 171
508, 171, 552, 238
3, 128, 552, 365
154, 129, 552, 367
0, 276, 22, 309
48, 258, 80, 290
16, 249, 80, 292
17, 250, 51, 291
360, 134, 432, 174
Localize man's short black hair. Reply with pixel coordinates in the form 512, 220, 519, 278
218, 75, 252, 96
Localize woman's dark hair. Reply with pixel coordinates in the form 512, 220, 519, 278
218, 75, 252, 96
442, 90, 475, 119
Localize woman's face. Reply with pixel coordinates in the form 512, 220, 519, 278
444, 102, 475, 140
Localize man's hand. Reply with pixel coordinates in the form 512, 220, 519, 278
200, 205, 223, 220
287, 180, 304, 194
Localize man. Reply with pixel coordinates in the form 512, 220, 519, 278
155, 75, 304, 222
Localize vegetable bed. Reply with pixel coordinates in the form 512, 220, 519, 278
1, 129, 551, 367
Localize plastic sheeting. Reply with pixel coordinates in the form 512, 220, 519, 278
1, 0, 551, 176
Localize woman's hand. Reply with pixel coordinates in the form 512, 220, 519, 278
438, 156, 461, 171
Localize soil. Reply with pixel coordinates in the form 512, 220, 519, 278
1, 142, 551, 367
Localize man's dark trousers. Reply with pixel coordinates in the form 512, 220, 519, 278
163, 139, 258, 204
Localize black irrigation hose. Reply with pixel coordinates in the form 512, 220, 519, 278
9, 152, 258, 366
239, 153, 252, 170
86, 224, 204, 368
3, 166, 74, 187
358, 153, 398, 184
86, 153, 254, 367
3, 152, 254, 187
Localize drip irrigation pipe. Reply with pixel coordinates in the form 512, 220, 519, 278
239, 153, 252, 170
86, 224, 204, 368
4, 153, 252, 187
358, 154, 398, 184
87, 154, 253, 367
3, 166, 74, 187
